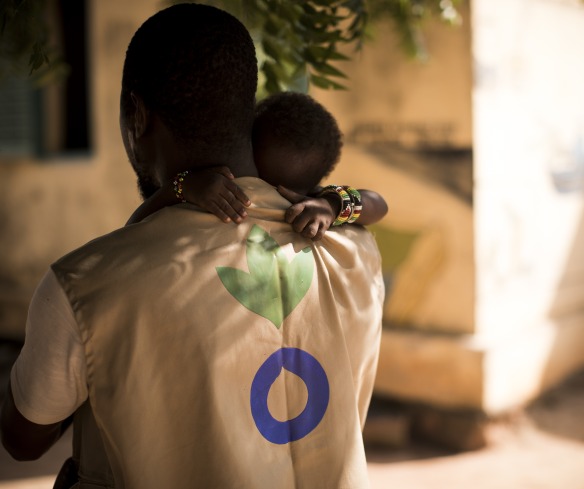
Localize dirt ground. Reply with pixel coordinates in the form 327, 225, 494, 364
366, 368, 584, 489
1, 338, 583, 488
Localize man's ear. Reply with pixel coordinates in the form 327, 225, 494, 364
130, 91, 149, 139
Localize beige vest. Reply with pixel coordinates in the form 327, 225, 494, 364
52, 178, 384, 489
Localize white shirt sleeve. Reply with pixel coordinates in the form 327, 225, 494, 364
10, 268, 88, 425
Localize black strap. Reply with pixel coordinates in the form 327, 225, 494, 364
53, 457, 79, 489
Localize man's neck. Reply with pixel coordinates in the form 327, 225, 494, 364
157, 147, 258, 183
148, 117, 258, 183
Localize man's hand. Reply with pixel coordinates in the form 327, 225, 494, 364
277, 186, 341, 241
1, 381, 67, 461
183, 167, 251, 223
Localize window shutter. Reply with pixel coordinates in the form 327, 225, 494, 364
0, 77, 37, 156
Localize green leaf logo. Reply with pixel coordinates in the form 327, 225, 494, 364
216, 225, 314, 328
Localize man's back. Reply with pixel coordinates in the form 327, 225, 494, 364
1, 6, 384, 487
52, 178, 384, 488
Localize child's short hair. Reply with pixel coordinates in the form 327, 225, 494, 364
253, 92, 343, 193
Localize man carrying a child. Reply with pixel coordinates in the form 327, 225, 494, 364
1, 4, 385, 488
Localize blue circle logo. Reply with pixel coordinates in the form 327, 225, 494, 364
250, 348, 330, 444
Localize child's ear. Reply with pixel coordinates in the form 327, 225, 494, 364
130, 91, 149, 139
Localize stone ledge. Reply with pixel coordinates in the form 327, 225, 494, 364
364, 396, 489, 451
375, 312, 584, 414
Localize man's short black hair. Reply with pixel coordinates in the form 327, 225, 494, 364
253, 92, 343, 192
121, 3, 257, 153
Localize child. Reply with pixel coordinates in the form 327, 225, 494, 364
127, 92, 388, 240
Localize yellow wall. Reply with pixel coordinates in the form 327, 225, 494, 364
316, 5, 475, 335
0, 0, 155, 338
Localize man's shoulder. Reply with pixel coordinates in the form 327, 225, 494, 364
53, 222, 138, 269
50, 206, 243, 280
50, 212, 175, 282
318, 224, 382, 275
327, 224, 380, 252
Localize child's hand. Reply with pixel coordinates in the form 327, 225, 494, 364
183, 167, 251, 223
277, 186, 341, 241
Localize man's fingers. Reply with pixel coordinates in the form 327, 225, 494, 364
277, 185, 305, 204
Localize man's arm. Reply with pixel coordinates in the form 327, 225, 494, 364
1, 269, 86, 461
1, 381, 69, 461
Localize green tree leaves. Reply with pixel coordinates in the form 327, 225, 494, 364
0, 0, 67, 84
216, 225, 314, 328
186, 0, 463, 96
0, 0, 464, 91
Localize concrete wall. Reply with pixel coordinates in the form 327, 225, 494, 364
472, 0, 584, 412
317, 6, 475, 335
319, 0, 584, 414
0, 0, 154, 339
315, 4, 479, 407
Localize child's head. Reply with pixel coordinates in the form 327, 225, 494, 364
252, 92, 343, 194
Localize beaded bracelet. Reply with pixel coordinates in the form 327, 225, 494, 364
320, 185, 353, 226
343, 186, 362, 224
173, 170, 190, 202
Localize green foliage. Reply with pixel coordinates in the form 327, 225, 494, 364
216, 225, 314, 328
0, 0, 68, 85
168, 0, 462, 97
0, 0, 463, 92
368, 0, 462, 61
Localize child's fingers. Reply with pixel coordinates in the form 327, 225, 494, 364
218, 197, 247, 223
207, 201, 234, 223
301, 221, 320, 239
214, 166, 235, 180
291, 212, 313, 234
285, 204, 305, 224
225, 181, 251, 207
219, 189, 248, 218
312, 224, 326, 242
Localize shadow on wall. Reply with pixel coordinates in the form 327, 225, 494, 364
358, 144, 473, 331
370, 223, 446, 328
527, 367, 584, 444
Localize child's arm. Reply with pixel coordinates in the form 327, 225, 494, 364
277, 186, 388, 241
355, 190, 388, 226
126, 167, 250, 225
